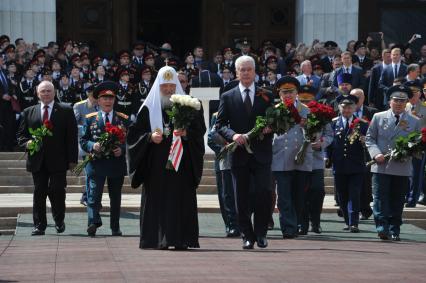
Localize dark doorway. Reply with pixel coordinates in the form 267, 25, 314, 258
137, 0, 202, 59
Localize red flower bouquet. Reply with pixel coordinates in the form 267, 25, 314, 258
73, 122, 126, 176
27, 120, 54, 156
295, 101, 335, 165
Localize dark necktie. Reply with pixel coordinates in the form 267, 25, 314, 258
395, 114, 399, 126
394, 64, 398, 78
244, 89, 252, 114
345, 119, 350, 130
105, 112, 110, 124
346, 67, 349, 74
306, 76, 310, 83
43, 105, 49, 122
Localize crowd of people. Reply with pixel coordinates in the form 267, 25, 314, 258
1, 32, 426, 249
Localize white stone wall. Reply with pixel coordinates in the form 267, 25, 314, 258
0, 0, 56, 46
295, 0, 359, 49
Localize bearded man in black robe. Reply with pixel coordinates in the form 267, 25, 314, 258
127, 66, 205, 250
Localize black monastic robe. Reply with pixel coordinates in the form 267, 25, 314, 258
127, 106, 205, 249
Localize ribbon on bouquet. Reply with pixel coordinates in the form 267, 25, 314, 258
167, 130, 184, 171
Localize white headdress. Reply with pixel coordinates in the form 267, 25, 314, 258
139, 66, 185, 133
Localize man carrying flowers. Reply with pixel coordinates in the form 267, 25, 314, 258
17, 81, 78, 236
366, 85, 420, 241
80, 81, 130, 237
330, 94, 369, 233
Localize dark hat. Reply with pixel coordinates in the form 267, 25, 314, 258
387, 84, 412, 100
354, 41, 367, 51
184, 52, 193, 59
290, 59, 300, 68
403, 80, 421, 95
91, 55, 102, 67
117, 68, 130, 78
141, 66, 151, 74
337, 73, 352, 85
4, 44, 15, 53
143, 51, 154, 61
309, 54, 321, 64
223, 47, 233, 54
313, 63, 323, 71
239, 38, 251, 46
275, 76, 300, 92
118, 50, 131, 59
324, 41, 338, 49
93, 81, 119, 99
34, 49, 46, 58
0, 35, 10, 45
6, 60, 16, 68
80, 52, 89, 60
298, 85, 317, 102
132, 41, 145, 50
42, 68, 52, 76
265, 55, 278, 65
336, 94, 359, 105
70, 53, 80, 62
85, 84, 95, 96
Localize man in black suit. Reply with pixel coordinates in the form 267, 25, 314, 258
352, 41, 374, 72
321, 41, 338, 73
216, 55, 274, 249
0, 54, 15, 151
333, 51, 363, 89
17, 81, 78, 236
191, 61, 223, 88
378, 47, 408, 107
351, 88, 378, 220
368, 49, 392, 110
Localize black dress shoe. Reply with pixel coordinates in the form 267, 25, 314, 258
337, 209, 343, 217
175, 244, 188, 250
343, 225, 349, 231
242, 240, 255, 249
55, 222, 66, 233
298, 228, 308, 235
256, 236, 268, 248
349, 225, 360, 233
112, 230, 122, 236
378, 231, 389, 240
87, 224, 98, 237
31, 228, 45, 236
226, 228, 240, 238
311, 225, 322, 234
391, 234, 401, 241
282, 233, 297, 239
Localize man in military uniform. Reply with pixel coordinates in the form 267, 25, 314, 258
331, 94, 369, 232
116, 50, 138, 84
73, 85, 98, 207
80, 81, 130, 237
366, 85, 420, 241
233, 39, 259, 67
321, 41, 338, 73
298, 86, 333, 234
132, 41, 145, 69
18, 66, 38, 110
115, 68, 135, 120
271, 76, 312, 238
56, 73, 77, 106
404, 80, 426, 207
133, 66, 152, 116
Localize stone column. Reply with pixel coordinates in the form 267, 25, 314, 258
295, 0, 359, 48
0, 0, 56, 46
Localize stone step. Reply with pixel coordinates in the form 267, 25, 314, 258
0, 152, 25, 160
0, 184, 218, 194
0, 229, 15, 235
0, 216, 17, 230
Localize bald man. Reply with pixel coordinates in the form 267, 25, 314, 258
17, 81, 78, 236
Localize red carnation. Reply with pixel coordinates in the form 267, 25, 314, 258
421, 128, 426, 143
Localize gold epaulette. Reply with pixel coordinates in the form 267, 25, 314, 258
85, 112, 98, 118
332, 117, 339, 121
116, 112, 129, 119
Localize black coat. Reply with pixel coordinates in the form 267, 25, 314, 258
17, 102, 78, 173
216, 85, 273, 166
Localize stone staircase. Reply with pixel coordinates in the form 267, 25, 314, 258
0, 152, 424, 235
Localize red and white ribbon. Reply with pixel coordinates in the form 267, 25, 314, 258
167, 131, 183, 171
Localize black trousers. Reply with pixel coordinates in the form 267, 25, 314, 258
301, 169, 325, 230
231, 157, 272, 241
31, 161, 67, 230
